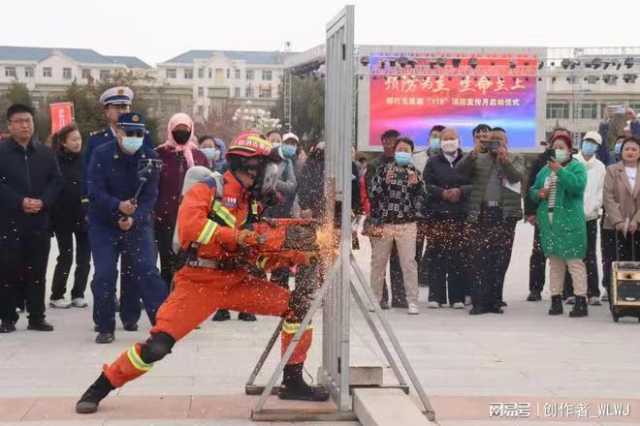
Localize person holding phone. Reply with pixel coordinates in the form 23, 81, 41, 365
529, 134, 588, 317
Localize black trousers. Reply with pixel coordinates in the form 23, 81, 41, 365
529, 225, 546, 293
381, 242, 407, 307
0, 230, 51, 323
425, 218, 466, 305
563, 219, 600, 298
467, 216, 517, 309
51, 229, 90, 300
416, 222, 428, 287
155, 222, 177, 291
602, 228, 640, 294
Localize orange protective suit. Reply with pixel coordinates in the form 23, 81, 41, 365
103, 171, 315, 388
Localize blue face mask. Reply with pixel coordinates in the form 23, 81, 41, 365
615, 141, 623, 155
394, 151, 412, 166
201, 147, 220, 162
281, 144, 297, 159
581, 141, 598, 156
430, 138, 441, 151
122, 136, 143, 153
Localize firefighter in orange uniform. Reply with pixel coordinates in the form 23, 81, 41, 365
76, 132, 329, 414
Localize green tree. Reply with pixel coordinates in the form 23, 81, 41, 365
272, 75, 325, 147
4, 82, 33, 107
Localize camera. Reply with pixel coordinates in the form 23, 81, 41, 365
483, 140, 500, 153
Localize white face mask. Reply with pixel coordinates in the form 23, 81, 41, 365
441, 139, 460, 154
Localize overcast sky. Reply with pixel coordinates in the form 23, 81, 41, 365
2, 1, 639, 66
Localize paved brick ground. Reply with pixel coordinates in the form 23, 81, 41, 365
2, 223, 639, 425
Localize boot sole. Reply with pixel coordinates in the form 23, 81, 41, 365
75, 402, 99, 414
278, 392, 330, 402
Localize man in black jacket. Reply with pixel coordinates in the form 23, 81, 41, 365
423, 127, 471, 308
0, 104, 64, 333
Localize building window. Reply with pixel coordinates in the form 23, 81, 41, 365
5, 66, 16, 78
167, 68, 177, 79
245, 86, 254, 98
226, 69, 230, 79
208, 68, 212, 79
234, 68, 241, 79
184, 68, 194, 79
577, 103, 598, 120
198, 68, 205, 79
246, 69, 255, 80
81, 69, 91, 80
546, 102, 569, 119
262, 70, 273, 81
100, 70, 110, 80
63, 67, 72, 80
24, 67, 34, 78
43, 67, 52, 78
259, 86, 272, 98
234, 87, 241, 98
629, 103, 640, 113
197, 87, 204, 97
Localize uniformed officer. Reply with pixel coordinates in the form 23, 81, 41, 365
87, 112, 167, 344
83, 87, 154, 332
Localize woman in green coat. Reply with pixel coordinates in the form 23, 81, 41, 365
529, 134, 588, 318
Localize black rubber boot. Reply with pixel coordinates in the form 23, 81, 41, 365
211, 309, 231, 321
75, 373, 115, 414
569, 296, 588, 318
548, 295, 563, 315
278, 364, 330, 401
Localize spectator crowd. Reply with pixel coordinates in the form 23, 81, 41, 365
2, 85, 640, 340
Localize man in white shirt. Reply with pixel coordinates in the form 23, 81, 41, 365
566, 131, 606, 305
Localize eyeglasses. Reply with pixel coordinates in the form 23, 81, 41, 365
125, 129, 144, 138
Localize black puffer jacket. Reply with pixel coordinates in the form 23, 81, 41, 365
423, 150, 471, 220
51, 150, 87, 233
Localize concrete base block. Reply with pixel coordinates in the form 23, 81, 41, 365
354, 388, 430, 426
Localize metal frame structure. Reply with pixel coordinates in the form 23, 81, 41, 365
250, 5, 436, 422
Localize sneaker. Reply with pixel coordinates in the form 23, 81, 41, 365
379, 300, 390, 310
122, 322, 138, 332
565, 296, 576, 305
0, 320, 16, 333
408, 303, 420, 315
238, 312, 257, 321
427, 301, 441, 309
601, 293, 609, 302
27, 320, 54, 332
589, 296, 602, 306
452, 302, 465, 309
95, 332, 115, 344
49, 298, 72, 309
526, 291, 542, 302
464, 296, 472, 306
212, 309, 231, 321
71, 298, 88, 308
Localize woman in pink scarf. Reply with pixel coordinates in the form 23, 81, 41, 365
154, 113, 208, 290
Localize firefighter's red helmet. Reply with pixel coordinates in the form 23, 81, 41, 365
226, 131, 272, 159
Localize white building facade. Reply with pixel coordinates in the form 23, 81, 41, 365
156, 50, 287, 120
